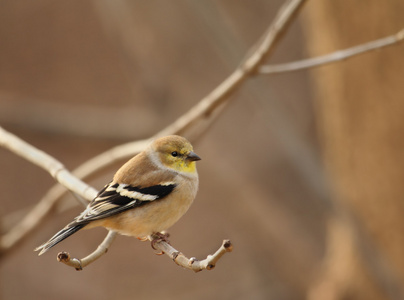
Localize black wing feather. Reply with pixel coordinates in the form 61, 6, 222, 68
75, 182, 177, 223
122, 185, 176, 200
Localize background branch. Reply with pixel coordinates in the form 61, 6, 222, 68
259, 28, 404, 74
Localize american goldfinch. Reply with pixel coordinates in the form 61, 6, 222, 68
35, 135, 201, 255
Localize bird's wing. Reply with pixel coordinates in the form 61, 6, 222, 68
74, 181, 177, 224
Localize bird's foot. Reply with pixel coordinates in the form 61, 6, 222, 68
150, 232, 171, 254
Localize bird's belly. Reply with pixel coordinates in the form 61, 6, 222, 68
98, 182, 197, 238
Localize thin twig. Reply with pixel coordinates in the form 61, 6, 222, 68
154, 239, 233, 272
259, 28, 404, 74
57, 231, 117, 270
0, 0, 307, 256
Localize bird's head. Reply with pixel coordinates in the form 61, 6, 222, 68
151, 135, 201, 173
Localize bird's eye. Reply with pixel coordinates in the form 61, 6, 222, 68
171, 151, 178, 157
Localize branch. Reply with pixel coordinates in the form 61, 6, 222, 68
0, 126, 97, 202
57, 231, 117, 270
0, 0, 307, 255
259, 28, 404, 74
158, 0, 306, 137
155, 239, 233, 272
58, 234, 233, 272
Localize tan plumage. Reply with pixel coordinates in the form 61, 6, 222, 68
35, 135, 200, 255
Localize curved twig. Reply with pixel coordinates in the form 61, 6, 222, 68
57, 230, 117, 270
155, 239, 233, 272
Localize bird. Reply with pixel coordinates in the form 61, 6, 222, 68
35, 135, 201, 256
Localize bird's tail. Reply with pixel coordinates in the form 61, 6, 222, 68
35, 223, 86, 256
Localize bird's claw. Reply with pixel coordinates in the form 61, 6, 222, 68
150, 232, 171, 254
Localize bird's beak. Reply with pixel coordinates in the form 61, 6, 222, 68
187, 151, 201, 161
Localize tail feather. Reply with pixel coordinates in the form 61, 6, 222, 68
35, 223, 86, 255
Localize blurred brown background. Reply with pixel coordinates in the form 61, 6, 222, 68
1, 1, 403, 299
